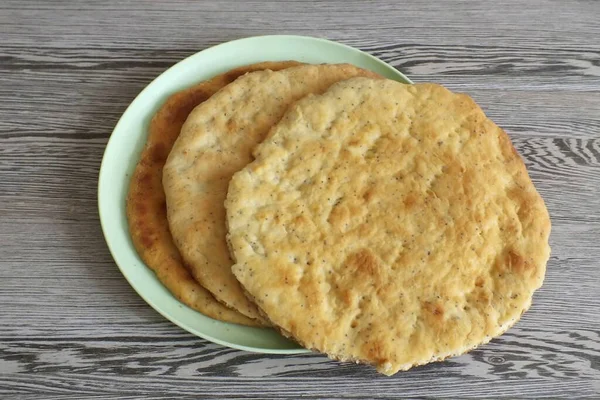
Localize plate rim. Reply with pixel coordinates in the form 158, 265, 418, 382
98, 34, 412, 354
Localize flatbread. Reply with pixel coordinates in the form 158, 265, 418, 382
163, 64, 381, 321
225, 78, 551, 373
126, 61, 301, 326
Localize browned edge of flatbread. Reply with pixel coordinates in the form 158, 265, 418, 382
126, 61, 303, 326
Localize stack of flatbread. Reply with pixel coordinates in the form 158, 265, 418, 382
127, 61, 551, 375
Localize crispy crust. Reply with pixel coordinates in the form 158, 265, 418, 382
126, 61, 302, 326
225, 78, 551, 373
162, 64, 381, 321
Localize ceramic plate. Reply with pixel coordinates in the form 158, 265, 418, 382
98, 35, 412, 354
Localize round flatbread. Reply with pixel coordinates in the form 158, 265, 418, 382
163, 64, 381, 321
225, 78, 551, 373
126, 61, 301, 326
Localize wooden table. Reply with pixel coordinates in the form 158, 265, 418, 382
2, 1, 599, 398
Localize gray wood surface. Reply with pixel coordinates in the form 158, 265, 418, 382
1, 0, 599, 398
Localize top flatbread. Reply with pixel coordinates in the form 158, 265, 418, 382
126, 61, 301, 326
163, 64, 381, 321
225, 78, 551, 373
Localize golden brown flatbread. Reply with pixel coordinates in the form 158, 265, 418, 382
225, 77, 551, 372
162, 64, 381, 322
126, 61, 301, 326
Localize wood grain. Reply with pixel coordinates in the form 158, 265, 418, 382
1, 0, 599, 397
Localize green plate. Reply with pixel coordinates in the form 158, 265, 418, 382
98, 35, 412, 354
